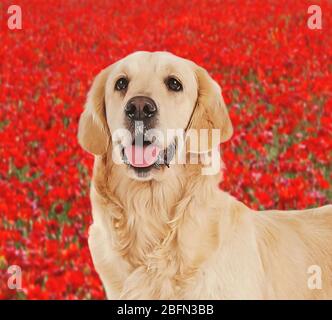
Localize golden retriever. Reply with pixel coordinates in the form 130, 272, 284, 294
78, 51, 332, 299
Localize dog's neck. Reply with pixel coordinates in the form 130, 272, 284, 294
92, 152, 222, 266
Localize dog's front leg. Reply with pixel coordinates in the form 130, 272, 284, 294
119, 264, 179, 300
88, 224, 131, 299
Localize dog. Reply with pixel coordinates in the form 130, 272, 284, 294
78, 51, 332, 299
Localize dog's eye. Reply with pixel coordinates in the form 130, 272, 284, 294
115, 77, 129, 91
166, 77, 183, 92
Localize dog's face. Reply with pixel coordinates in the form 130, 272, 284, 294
106, 52, 198, 146
78, 51, 233, 181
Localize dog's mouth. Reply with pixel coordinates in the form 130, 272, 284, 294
121, 137, 176, 174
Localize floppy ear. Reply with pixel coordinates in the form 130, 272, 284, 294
78, 67, 111, 155
186, 66, 233, 153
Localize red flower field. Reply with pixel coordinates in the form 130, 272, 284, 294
0, 0, 331, 299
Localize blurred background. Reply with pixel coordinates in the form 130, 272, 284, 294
0, 0, 331, 299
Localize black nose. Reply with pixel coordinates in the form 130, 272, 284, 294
125, 96, 157, 121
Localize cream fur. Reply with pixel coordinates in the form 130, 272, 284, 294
79, 51, 332, 300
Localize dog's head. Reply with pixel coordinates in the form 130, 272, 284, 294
78, 51, 233, 180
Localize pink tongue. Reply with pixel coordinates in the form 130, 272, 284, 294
124, 144, 161, 168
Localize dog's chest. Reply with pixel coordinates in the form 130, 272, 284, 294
90, 186, 266, 299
